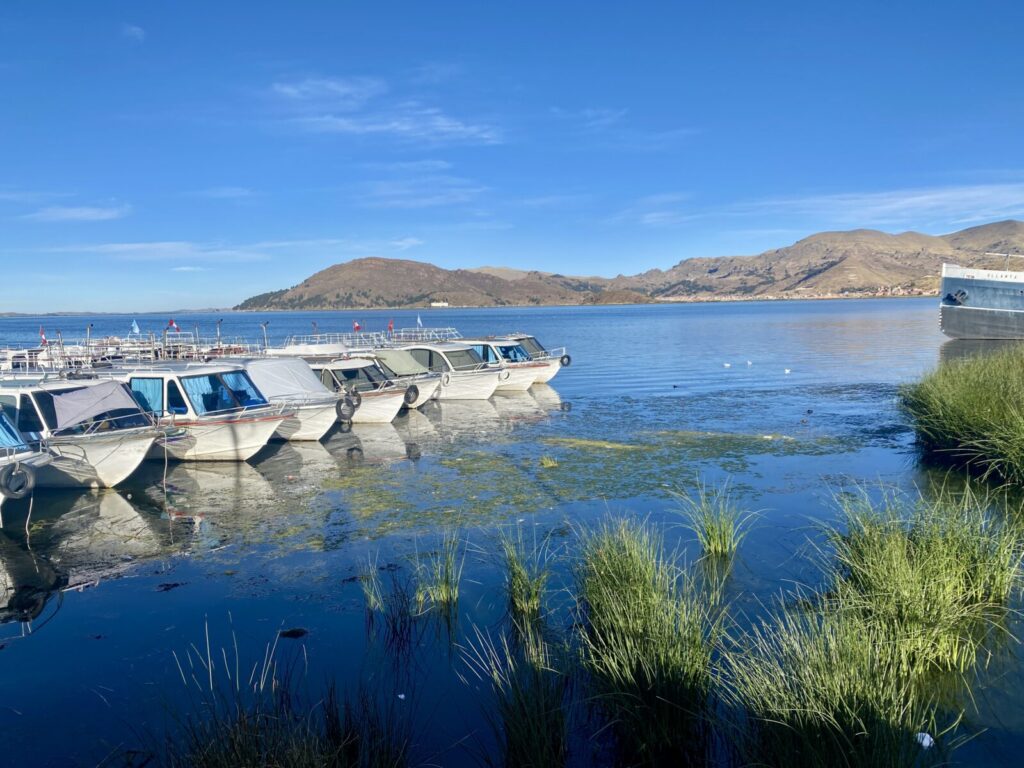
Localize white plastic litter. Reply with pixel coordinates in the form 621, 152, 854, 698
915, 732, 934, 749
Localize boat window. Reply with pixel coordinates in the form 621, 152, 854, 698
0, 395, 16, 427
332, 365, 387, 392
445, 349, 483, 371
180, 374, 240, 415
408, 348, 432, 370
17, 394, 46, 435
517, 336, 545, 356
221, 371, 268, 408
498, 344, 531, 363
167, 381, 188, 414
130, 377, 164, 414
0, 413, 26, 450
376, 350, 428, 376
319, 369, 340, 391
471, 344, 498, 364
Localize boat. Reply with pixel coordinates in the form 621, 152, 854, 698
399, 342, 503, 400
939, 263, 1024, 339
506, 333, 571, 383
0, 411, 51, 502
462, 338, 552, 390
347, 349, 441, 407
310, 358, 408, 423
113, 363, 291, 461
0, 378, 162, 488
241, 358, 343, 441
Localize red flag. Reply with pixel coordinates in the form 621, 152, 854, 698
387, 318, 394, 334
353, 320, 361, 332
168, 318, 180, 332
39, 326, 47, 346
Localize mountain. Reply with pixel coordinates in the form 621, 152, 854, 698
235, 220, 1024, 310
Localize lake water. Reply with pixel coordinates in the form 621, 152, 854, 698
0, 298, 1019, 766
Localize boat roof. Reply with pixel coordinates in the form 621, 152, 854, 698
398, 341, 473, 352
311, 358, 375, 371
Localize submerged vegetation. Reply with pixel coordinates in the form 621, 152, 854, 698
901, 344, 1024, 482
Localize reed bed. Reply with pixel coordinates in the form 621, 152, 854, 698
575, 517, 716, 765
413, 530, 466, 621
827, 488, 1023, 673
673, 479, 756, 559
500, 527, 553, 631
900, 344, 1024, 482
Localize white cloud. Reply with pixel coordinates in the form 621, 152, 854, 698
271, 76, 386, 110
171, 266, 208, 272
744, 183, 1024, 227
362, 175, 486, 208
295, 104, 501, 145
365, 159, 453, 173
23, 205, 131, 222
121, 24, 145, 43
389, 237, 424, 250
195, 186, 254, 199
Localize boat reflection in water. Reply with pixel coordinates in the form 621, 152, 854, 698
0, 489, 188, 624
938, 338, 1024, 366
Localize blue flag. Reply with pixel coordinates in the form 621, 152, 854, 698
131, 319, 140, 335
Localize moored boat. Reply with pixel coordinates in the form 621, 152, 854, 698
311, 359, 407, 423
241, 358, 342, 441
940, 263, 1024, 339
400, 342, 503, 400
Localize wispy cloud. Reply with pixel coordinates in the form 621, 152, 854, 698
271, 76, 386, 110
271, 75, 501, 145
361, 174, 486, 208
612, 193, 693, 227
23, 204, 131, 222
520, 193, 593, 209
121, 24, 145, 43
195, 186, 254, 199
389, 237, 424, 250
364, 159, 453, 173
742, 183, 1024, 228
171, 265, 208, 272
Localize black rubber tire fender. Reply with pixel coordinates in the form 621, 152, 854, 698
0, 462, 36, 500
403, 384, 419, 406
336, 396, 356, 422
559, 354, 572, 367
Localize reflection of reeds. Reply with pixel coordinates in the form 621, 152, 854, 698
575, 517, 716, 764
462, 626, 568, 768
901, 345, 1024, 482
163, 621, 409, 767
500, 527, 552, 632
673, 479, 755, 560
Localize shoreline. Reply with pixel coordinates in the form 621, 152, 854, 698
3, 292, 936, 318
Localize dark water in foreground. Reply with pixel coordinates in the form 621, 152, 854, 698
1, 298, 1021, 766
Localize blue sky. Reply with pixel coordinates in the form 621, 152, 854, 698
2, 1, 1023, 311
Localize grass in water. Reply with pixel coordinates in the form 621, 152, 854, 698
538, 455, 559, 469
414, 530, 466, 623
673, 478, 756, 559
500, 527, 553, 632
461, 626, 569, 768
826, 486, 1023, 673
726, 606, 953, 768
575, 517, 716, 765
900, 343, 1024, 482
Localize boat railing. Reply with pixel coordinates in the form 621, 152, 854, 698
390, 327, 462, 342
278, 332, 386, 349
52, 409, 160, 437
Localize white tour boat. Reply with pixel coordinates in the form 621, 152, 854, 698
0, 412, 52, 502
241, 358, 343, 441
506, 333, 571, 383
400, 342, 504, 400
310, 359, 408, 423
0, 379, 162, 488
462, 338, 551, 390
348, 349, 441, 408
116, 363, 291, 461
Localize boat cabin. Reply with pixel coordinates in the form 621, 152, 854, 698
121, 364, 269, 420
0, 379, 153, 440
401, 343, 487, 373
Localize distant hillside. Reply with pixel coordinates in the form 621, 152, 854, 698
235, 220, 1024, 310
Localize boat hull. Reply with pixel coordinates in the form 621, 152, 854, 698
531, 359, 562, 384
940, 265, 1024, 339
352, 390, 406, 423
154, 414, 285, 461
437, 370, 499, 400
494, 365, 543, 392
274, 402, 339, 441
41, 430, 157, 488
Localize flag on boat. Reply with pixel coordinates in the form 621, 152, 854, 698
39, 326, 47, 346
353, 320, 361, 332
168, 318, 180, 332
387, 318, 394, 335
416, 314, 423, 328
131, 319, 140, 335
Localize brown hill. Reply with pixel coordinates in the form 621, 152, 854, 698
236, 220, 1024, 309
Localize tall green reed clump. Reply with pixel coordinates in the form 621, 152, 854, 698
674, 479, 756, 559
462, 626, 569, 768
900, 344, 1024, 482
726, 607, 949, 768
161, 621, 409, 768
828, 487, 1023, 673
414, 530, 466, 621
500, 527, 553, 631
576, 517, 716, 765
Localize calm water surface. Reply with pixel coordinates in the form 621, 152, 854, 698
1, 299, 1019, 766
